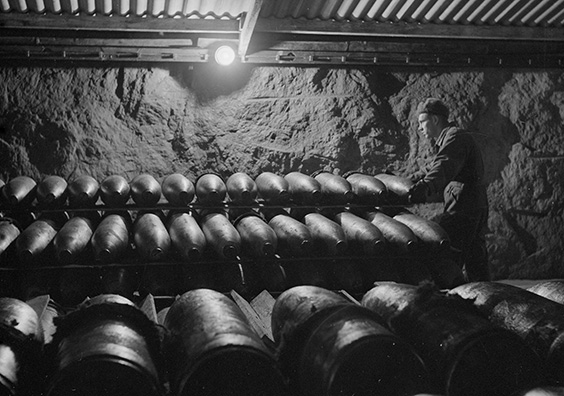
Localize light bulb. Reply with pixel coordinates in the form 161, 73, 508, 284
214, 45, 236, 66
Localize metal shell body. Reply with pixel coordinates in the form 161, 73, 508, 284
374, 173, 413, 203
450, 281, 564, 384
226, 172, 258, 205
91, 213, 131, 263
0, 297, 43, 396
195, 174, 226, 205
162, 173, 195, 206
267, 213, 312, 257
303, 213, 347, 256
234, 213, 277, 258
100, 175, 131, 207
333, 211, 385, 255
67, 175, 100, 208
345, 173, 387, 205
16, 216, 61, 264
363, 282, 543, 396
365, 210, 417, 253
133, 212, 171, 261
272, 285, 429, 396
36, 175, 68, 208
164, 289, 287, 396
0, 220, 20, 258
255, 172, 290, 204
200, 212, 241, 260
47, 298, 162, 396
527, 280, 564, 305
1, 176, 36, 206
53, 215, 96, 264
313, 172, 354, 204
166, 212, 206, 261
393, 211, 450, 252
284, 172, 322, 204
130, 174, 162, 207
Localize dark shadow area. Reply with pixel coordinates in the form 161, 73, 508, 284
473, 71, 520, 185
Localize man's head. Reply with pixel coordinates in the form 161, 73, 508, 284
417, 98, 449, 141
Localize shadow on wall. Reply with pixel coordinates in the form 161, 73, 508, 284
172, 61, 254, 104
473, 72, 521, 186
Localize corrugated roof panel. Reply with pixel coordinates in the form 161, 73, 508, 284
436, 0, 465, 23
1, 0, 563, 28
334, 0, 357, 20
305, 0, 324, 19
423, 0, 450, 23
29, 0, 45, 13
547, 3, 564, 26
366, 0, 392, 21
396, 0, 421, 22
319, 0, 341, 20
8, 0, 26, 12
479, 0, 512, 25
507, 0, 538, 25
535, 0, 564, 25
351, 0, 374, 20
410, 0, 435, 22
382, 0, 404, 20
521, 0, 552, 25
466, 0, 497, 24
451, 0, 479, 23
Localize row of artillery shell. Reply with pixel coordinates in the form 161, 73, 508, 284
0, 205, 449, 265
0, 171, 414, 209
5, 280, 564, 396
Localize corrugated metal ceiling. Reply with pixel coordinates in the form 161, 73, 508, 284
0, 0, 563, 66
2, 0, 563, 27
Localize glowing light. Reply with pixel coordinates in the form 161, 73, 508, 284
214, 45, 236, 66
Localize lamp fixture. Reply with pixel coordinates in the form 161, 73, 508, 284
214, 45, 236, 66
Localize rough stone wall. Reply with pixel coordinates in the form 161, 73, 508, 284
1, 64, 563, 280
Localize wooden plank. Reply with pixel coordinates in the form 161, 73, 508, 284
338, 289, 362, 305
1, 13, 562, 42
249, 289, 275, 340
0, 13, 240, 34
254, 18, 564, 42
230, 289, 273, 343
139, 293, 159, 323
25, 294, 51, 322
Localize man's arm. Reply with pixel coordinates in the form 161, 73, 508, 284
423, 129, 470, 196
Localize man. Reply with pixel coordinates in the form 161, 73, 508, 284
409, 98, 490, 282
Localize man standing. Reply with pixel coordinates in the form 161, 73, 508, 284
408, 98, 490, 282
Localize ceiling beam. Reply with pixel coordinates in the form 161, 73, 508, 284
0, 14, 240, 35
238, 0, 263, 57
253, 18, 564, 42
1, 13, 563, 43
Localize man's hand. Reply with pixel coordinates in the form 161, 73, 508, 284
408, 180, 429, 204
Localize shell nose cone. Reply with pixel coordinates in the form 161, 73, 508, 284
343, 190, 355, 202
58, 249, 73, 263
262, 242, 275, 257
178, 191, 192, 205
223, 244, 238, 260
150, 247, 165, 260
335, 240, 348, 255
97, 248, 113, 262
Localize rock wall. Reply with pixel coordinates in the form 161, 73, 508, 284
1, 64, 563, 280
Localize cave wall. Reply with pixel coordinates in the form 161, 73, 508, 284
1, 64, 563, 280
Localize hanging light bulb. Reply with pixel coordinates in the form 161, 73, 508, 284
214, 45, 236, 66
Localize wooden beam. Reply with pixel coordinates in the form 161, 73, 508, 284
2, 13, 562, 43
238, 0, 263, 57
254, 18, 564, 42
0, 13, 240, 34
